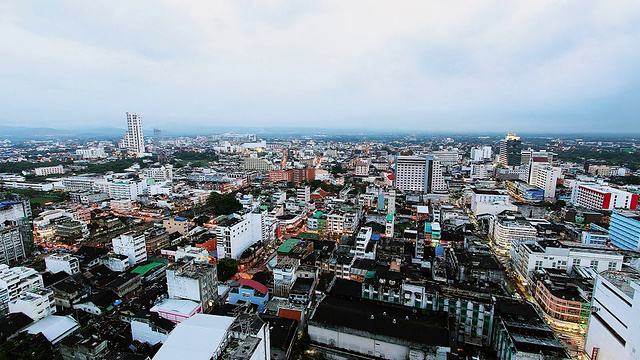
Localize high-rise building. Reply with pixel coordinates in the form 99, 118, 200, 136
529, 165, 561, 199
119, 112, 145, 156
0, 200, 32, 264
499, 132, 522, 167
470, 148, 484, 162
394, 156, 446, 194
608, 211, 640, 251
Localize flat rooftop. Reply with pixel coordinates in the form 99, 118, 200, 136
310, 296, 449, 347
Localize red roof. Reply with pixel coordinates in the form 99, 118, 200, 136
387, 173, 395, 180
239, 278, 268, 295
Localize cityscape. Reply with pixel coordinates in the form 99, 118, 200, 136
2, 2, 640, 360
2, 115, 640, 360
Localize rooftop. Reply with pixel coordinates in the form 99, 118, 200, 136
153, 314, 235, 360
310, 296, 449, 347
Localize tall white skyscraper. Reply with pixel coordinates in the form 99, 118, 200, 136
119, 112, 145, 156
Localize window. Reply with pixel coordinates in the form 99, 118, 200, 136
590, 260, 599, 269
573, 258, 580, 266
608, 262, 618, 271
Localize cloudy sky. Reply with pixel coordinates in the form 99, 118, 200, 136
1, 1, 639, 133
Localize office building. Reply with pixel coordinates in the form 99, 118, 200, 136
499, 132, 522, 167
529, 165, 561, 199
489, 214, 537, 254
608, 211, 640, 251
394, 155, 446, 194
572, 184, 639, 211
119, 112, 145, 156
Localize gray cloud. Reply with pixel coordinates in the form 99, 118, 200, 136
1, 0, 639, 133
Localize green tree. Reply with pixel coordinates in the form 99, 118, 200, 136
206, 193, 243, 215
217, 258, 239, 282
194, 215, 210, 227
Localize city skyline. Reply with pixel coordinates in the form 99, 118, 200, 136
1, 1, 639, 133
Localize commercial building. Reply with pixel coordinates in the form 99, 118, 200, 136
572, 184, 639, 211
394, 155, 447, 194
529, 165, 561, 199
608, 211, 640, 251
511, 239, 623, 285
491, 299, 569, 360
75, 147, 106, 159
119, 112, 145, 156
471, 188, 511, 215
489, 214, 537, 255
499, 132, 522, 167
112, 232, 147, 266
0, 200, 32, 264
585, 268, 640, 360
163, 216, 190, 235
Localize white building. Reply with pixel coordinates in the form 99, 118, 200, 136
153, 314, 270, 360
470, 164, 491, 179
45, 253, 80, 275
0, 264, 44, 315
112, 232, 147, 266
529, 165, 560, 199
470, 188, 510, 215
131, 312, 175, 345
470, 148, 484, 162
394, 155, 447, 194
432, 149, 459, 168
166, 259, 218, 312
482, 146, 492, 160
143, 165, 174, 182
585, 268, 640, 360
353, 226, 373, 259
489, 215, 537, 255
34, 165, 64, 176
75, 147, 106, 159
215, 213, 266, 260
119, 112, 145, 156
9, 288, 56, 320
511, 239, 623, 285
571, 183, 639, 211
0, 221, 27, 265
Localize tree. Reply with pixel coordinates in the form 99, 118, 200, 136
217, 258, 239, 282
194, 215, 210, 227
206, 193, 243, 215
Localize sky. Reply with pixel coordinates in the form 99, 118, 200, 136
1, 1, 639, 133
